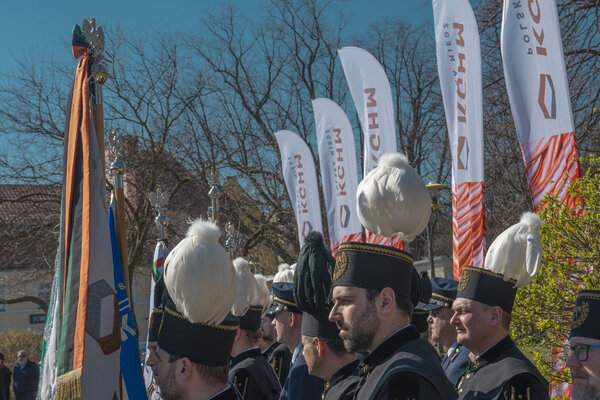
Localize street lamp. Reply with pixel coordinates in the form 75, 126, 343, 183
426, 182, 449, 278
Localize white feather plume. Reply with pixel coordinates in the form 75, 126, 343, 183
231, 257, 261, 316
356, 152, 431, 241
163, 219, 237, 324
273, 263, 295, 283
484, 212, 543, 287
254, 274, 271, 307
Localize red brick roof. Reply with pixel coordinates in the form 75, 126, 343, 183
0, 184, 60, 225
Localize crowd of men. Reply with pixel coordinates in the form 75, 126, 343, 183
141, 221, 599, 400
142, 155, 598, 400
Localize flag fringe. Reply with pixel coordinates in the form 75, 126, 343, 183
55, 367, 83, 400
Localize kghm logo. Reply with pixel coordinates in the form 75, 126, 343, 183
457, 136, 469, 170
452, 22, 467, 124
364, 88, 381, 164
333, 128, 351, 229
293, 154, 309, 214
538, 74, 556, 119
515, 0, 555, 119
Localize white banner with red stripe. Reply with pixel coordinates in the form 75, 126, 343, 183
433, 0, 486, 279
338, 46, 403, 250
275, 130, 323, 248
312, 98, 363, 256
501, 0, 580, 211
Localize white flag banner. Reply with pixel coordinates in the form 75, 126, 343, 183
338, 46, 397, 176
501, 0, 580, 210
433, 0, 486, 279
338, 46, 404, 250
312, 98, 363, 255
275, 130, 323, 247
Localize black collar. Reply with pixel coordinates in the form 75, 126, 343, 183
358, 325, 420, 377
468, 336, 514, 372
263, 341, 278, 354
230, 347, 262, 368
324, 359, 360, 393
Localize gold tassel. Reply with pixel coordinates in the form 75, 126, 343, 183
55, 367, 83, 400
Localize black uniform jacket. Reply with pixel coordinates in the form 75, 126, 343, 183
442, 342, 471, 387
209, 383, 244, 400
263, 341, 279, 361
267, 343, 292, 386
229, 347, 282, 400
355, 325, 458, 400
280, 345, 325, 400
322, 359, 360, 400
456, 336, 549, 400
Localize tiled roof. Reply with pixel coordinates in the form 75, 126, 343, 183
0, 184, 60, 225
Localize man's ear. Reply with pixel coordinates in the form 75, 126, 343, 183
235, 327, 242, 341
178, 357, 193, 382
379, 287, 396, 316
490, 306, 502, 327
290, 311, 297, 327
315, 337, 325, 357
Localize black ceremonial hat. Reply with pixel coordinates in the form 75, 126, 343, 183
239, 305, 263, 331
158, 305, 239, 366
271, 282, 302, 314
332, 242, 414, 297
301, 309, 340, 340
412, 309, 429, 334
148, 309, 163, 342
456, 266, 517, 314
423, 277, 459, 310
570, 290, 600, 340
158, 289, 240, 367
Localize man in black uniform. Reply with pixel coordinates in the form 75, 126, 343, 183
261, 309, 292, 386
229, 258, 281, 399
154, 219, 243, 400
451, 213, 549, 400
301, 310, 359, 400
424, 277, 470, 386
566, 290, 600, 400
293, 231, 360, 400
230, 305, 282, 399
271, 282, 325, 400
329, 242, 458, 400
451, 266, 549, 399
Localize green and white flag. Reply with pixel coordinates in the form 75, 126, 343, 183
39, 25, 120, 400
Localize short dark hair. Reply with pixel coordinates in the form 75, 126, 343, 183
168, 354, 229, 385
365, 288, 413, 315
304, 336, 348, 357
0, 353, 4, 361
321, 337, 348, 357
243, 328, 262, 344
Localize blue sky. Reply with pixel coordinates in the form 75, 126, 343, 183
0, 0, 432, 75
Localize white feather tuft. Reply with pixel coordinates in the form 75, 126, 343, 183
274, 263, 295, 283
484, 212, 543, 287
356, 152, 431, 241
231, 257, 260, 316
186, 218, 221, 242
520, 212, 542, 232
278, 263, 290, 272
378, 152, 409, 168
164, 220, 237, 324
254, 274, 271, 308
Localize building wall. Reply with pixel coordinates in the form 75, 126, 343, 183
0, 267, 153, 356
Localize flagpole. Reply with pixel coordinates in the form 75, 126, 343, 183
86, 17, 109, 171
207, 169, 221, 227
109, 130, 130, 300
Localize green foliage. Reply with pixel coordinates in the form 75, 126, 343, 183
512, 155, 600, 384
0, 328, 43, 370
